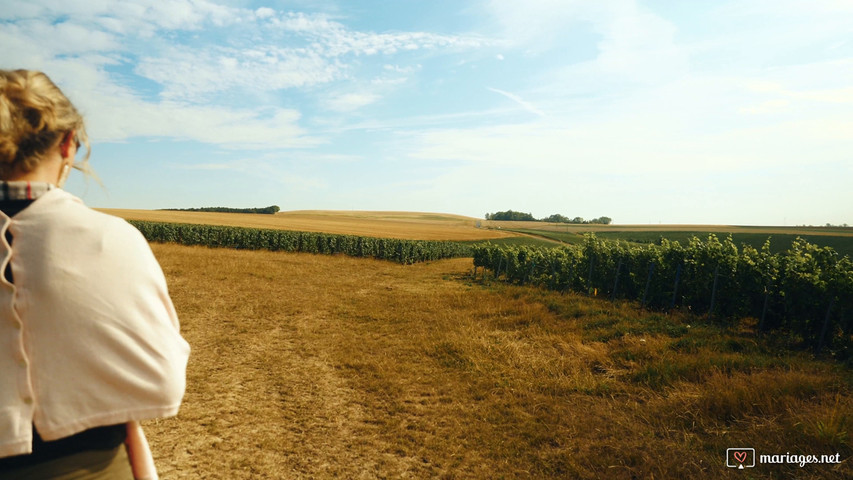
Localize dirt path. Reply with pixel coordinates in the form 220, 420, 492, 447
144, 244, 465, 478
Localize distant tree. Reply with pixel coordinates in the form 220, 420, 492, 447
486, 210, 537, 221
486, 210, 612, 224
544, 214, 571, 223
163, 205, 281, 215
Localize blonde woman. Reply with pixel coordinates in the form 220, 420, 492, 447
0, 70, 190, 479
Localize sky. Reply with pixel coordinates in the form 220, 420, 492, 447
1, 0, 851, 225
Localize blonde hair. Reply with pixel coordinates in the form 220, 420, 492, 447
0, 69, 92, 180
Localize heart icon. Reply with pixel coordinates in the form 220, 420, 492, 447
734, 451, 747, 463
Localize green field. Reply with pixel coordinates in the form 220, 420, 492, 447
487, 225, 853, 257
461, 235, 562, 248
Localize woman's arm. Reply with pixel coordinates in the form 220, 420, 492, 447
125, 421, 159, 480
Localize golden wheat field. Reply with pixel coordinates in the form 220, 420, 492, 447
143, 242, 851, 479
99, 209, 514, 241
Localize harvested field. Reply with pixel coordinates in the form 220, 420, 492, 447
144, 243, 851, 479
99, 209, 513, 241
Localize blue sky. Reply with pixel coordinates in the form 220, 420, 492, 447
2, 0, 851, 225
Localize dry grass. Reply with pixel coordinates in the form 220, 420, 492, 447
144, 243, 852, 479
99, 209, 514, 241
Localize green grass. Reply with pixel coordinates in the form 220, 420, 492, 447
463, 236, 561, 248
505, 228, 585, 244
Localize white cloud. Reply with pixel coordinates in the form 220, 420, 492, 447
3, 2, 491, 107
323, 92, 381, 112
482, 0, 592, 48
0, 0, 247, 31
268, 12, 494, 57
92, 99, 319, 148
1, 0, 489, 147
31, 61, 319, 148
372, 64, 420, 87
324, 29, 491, 57
269, 11, 342, 34
254, 7, 276, 20
1, 20, 119, 57
370, 77, 408, 87
135, 46, 342, 100
383, 64, 421, 74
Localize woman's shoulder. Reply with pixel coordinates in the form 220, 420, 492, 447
14, 189, 147, 247
11, 189, 161, 284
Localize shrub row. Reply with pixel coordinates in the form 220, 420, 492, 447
129, 220, 471, 264
473, 234, 853, 354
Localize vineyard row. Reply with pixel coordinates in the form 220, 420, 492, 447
129, 220, 472, 264
472, 234, 853, 355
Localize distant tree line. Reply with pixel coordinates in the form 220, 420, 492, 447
162, 205, 281, 215
485, 210, 612, 225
